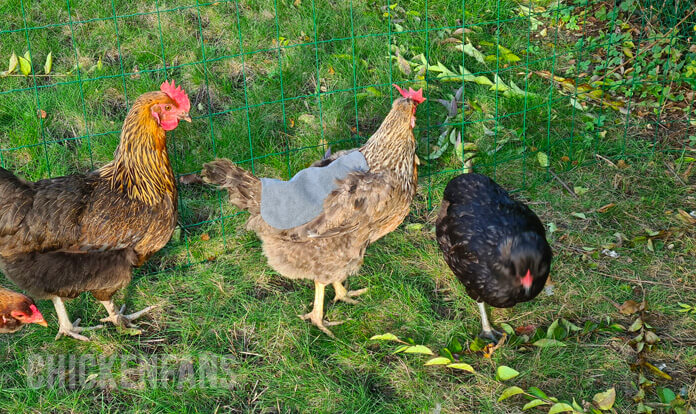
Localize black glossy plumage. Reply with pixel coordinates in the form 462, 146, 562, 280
436, 174, 552, 308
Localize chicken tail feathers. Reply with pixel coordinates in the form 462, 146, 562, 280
202, 159, 261, 214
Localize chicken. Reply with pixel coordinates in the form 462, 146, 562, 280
435, 173, 552, 341
0, 286, 47, 333
202, 84, 425, 336
0, 80, 190, 341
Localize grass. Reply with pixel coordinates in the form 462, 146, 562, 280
1, 0, 695, 412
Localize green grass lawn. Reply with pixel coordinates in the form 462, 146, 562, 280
1, 0, 695, 412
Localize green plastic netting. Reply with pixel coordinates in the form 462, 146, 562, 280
1, 0, 694, 274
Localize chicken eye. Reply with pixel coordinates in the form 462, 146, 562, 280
164, 104, 172, 111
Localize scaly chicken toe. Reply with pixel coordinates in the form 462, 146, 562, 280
299, 311, 345, 338
479, 328, 504, 343
298, 281, 347, 338
52, 297, 103, 341
477, 302, 503, 342
99, 300, 155, 328
332, 282, 368, 304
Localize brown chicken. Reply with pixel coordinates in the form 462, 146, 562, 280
202, 85, 425, 336
0, 286, 47, 333
0, 80, 190, 341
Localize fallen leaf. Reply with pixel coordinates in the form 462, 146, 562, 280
18, 55, 31, 76
597, 203, 616, 213
370, 333, 400, 341
37, 109, 47, 119
179, 173, 202, 185
533, 338, 566, 347
643, 361, 672, 380
573, 186, 589, 195
459, 42, 486, 64
496, 365, 519, 381
396, 53, 411, 75
548, 403, 575, 413
131, 65, 141, 80
523, 399, 548, 410
403, 345, 434, 355
676, 209, 696, 225
482, 333, 506, 358
200, 233, 210, 241
593, 387, 616, 410
424, 357, 452, 366
446, 363, 475, 372
44, 51, 53, 74
497, 386, 524, 402
619, 299, 645, 315
617, 159, 629, 169
5, 52, 18, 75
644, 331, 659, 344
515, 324, 536, 335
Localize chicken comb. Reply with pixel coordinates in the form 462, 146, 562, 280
392, 84, 426, 104
160, 79, 190, 112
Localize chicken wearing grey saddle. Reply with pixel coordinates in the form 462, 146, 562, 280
203, 84, 425, 337
0, 80, 190, 341
436, 173, 552, 341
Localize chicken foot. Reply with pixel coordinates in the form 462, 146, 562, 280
99, 300, 156, 330
477, 302, 503, 342
332, 282, 368, 304
52, 296, 104, 341
299, 281, 345, 338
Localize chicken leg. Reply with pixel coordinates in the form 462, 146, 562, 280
300, 281, 345, 338
52, 296, 103, 341
477, 302, 503, 342
332, 282, 368, 304
99, 300, 155, 329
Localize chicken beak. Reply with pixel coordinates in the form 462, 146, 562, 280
36, 318, 48, 327
180, 112, 192, 123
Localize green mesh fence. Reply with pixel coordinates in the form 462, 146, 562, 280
0, 0, 694, 275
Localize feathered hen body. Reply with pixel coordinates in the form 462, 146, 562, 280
0, 81, 190, 340
436, 173, 552, 340
203, 85, 425, 336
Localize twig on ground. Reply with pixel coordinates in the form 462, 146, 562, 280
664, 161, 687, 186
549, 169, 578, 198
598, 271, 696, 291
595, 154, 618, 168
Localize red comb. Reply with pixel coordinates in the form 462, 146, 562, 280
29, 304, 39, 313
393, 84, 426, 104
160, 79, 190, 112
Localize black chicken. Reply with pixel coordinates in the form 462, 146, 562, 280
436, 173, 552, 341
